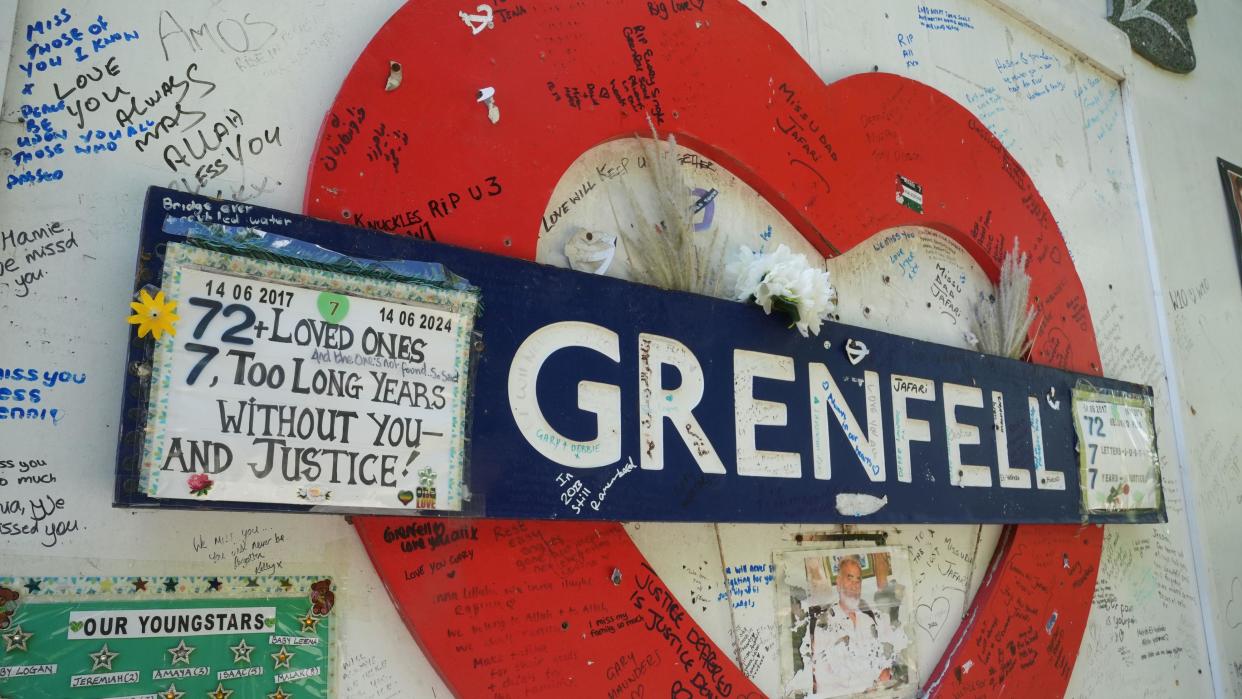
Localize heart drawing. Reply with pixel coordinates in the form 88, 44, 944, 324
916, 596, 952, 641
310, 1, 1105, 696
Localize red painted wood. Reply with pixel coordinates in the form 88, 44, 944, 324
354, 518, 764, 697
306, 1, 1104, 696
922, 524, 1103, 697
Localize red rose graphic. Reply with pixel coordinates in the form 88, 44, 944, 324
188, 474, 214, 496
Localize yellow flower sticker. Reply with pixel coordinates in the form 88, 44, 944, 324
127, 289, 180, 339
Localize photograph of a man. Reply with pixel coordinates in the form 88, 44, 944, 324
779, 548, 915, 699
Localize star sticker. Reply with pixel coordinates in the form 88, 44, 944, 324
298, 610, 319, 633
164, 578, 179, 592
3, 625, 32, 652
23, 579, 41, 593
133, 578, 148, 591
245, 578, 259, 588
160, 683, 186, 699
278, 578, 292, 591
271, 645, 294, 669
230, 638, 254, 664
207, 683, 234, 699
268, 688, 292, 699
167, 639, 195, 665
207, 578, 223, 592
90, 643, 119, 671
99, 580, 114, 593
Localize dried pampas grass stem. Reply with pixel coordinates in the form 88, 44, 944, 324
970, 238, 1039, 359
608, 117, 725, 297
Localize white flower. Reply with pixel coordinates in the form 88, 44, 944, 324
728, 244, 836, 337
726, 245, 768, 302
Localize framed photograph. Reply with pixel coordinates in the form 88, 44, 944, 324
775, 546, 917, 699
1217, 158, 1242, 287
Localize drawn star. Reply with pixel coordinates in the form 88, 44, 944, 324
207, 683, 234, 699
278, 578, 293, 591
160, 683, 186, 699
167, 639, 195, 665
271, 645, 294, 669
90, 643, 119, 671
207, 577, 223, 592
164, 577, 179, 592
132, 578, 148, 591
23, 579, 41, 593
245, 577, 259, 588
2, 625, 32, 652
230, 638, 254, 664
268, 688, 293, 699
298, 610, 319, 633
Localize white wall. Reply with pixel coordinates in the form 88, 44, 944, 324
1117, 0, 1242, 694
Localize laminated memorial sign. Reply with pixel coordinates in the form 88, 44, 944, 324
128, 221, 479, 514
0, 576, 333, 698
1072, 382, 1162, 515
116, 188, 1165, 524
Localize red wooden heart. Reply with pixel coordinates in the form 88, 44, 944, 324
307, 2, 1103, 696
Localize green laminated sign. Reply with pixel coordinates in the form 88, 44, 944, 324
0, 576, 333, 699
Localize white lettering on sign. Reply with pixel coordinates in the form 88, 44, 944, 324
994, 391, 1031, 488
275, 666, 323, 683
734, 350, 800, 479
218, 666, 264, 681
269, 635, 320, 645
638, 333, 725, 474
1031, 396, 1064, 490
0, 664, 57, 678
67, 607, 276, 639
891, 373, 935, 484
809, 364, 885, 482
508, 321, 620, 468
152, 667, 210, 680
945, 382, 991, 488
69, 671, 141, 688
505, 321, 1070, 492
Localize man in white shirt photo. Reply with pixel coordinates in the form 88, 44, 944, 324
790, 554, 911, 698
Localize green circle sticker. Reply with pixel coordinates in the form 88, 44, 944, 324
317, 292, 350, 324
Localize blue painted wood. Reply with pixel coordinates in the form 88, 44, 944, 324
114, 187, 1164, 524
